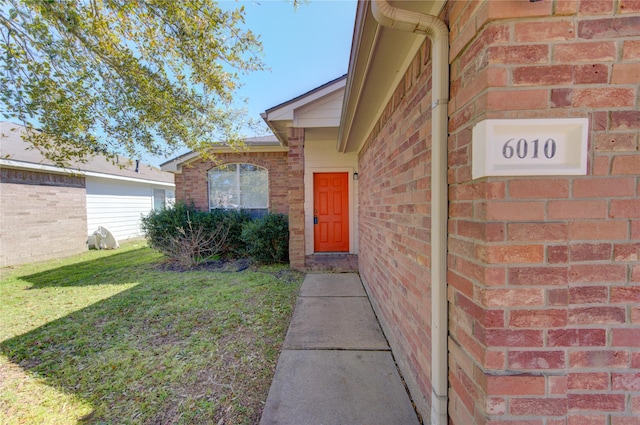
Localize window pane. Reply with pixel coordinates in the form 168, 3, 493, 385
208, 163, 268, 211
239, 165, 268, 208
153, 189, 165, 210
209, 164, 238, 209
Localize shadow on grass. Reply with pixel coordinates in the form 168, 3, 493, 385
2, 262, 302, 424
20, 247, 161, 289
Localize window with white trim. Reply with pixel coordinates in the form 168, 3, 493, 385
208, 163, 268, 218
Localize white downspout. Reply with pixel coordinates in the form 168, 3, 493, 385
370, 1, 449, 424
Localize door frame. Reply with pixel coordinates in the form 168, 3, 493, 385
304, 166, 357, 256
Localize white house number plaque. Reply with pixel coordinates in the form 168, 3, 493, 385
471, 118, 589, 179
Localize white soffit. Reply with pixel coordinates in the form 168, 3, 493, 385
338, 0, 446, 153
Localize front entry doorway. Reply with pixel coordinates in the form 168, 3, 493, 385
313, 172, 349, 252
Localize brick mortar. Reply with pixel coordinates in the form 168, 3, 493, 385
355, 1, 640, 424
446, 2, 640, 424
1, 168, 85, 188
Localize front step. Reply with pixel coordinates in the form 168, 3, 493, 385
304, 254, 358, 272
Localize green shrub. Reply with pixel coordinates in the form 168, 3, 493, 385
207, 209, 251, 257
141, 203, 251, 265
142, 204, 288, 265
241, 213, 289, 263
140, 202, 196, 246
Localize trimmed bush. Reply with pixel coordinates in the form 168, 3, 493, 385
241, 213, 289, 263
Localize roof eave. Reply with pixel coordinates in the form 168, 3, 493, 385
160, 140, 287, 173
338, 1, 447, 153
260, 112, 290, 147
262, 76, 347, 147
0, 158, 175, 186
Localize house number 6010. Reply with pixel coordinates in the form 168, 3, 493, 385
502, 138, 557, 159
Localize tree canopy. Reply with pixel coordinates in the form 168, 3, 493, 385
0, 0, 265, 165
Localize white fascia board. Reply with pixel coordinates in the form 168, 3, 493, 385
1, 159, 175, 188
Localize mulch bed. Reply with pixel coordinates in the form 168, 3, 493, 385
156, 258, 303, 284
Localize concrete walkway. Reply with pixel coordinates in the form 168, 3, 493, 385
260, 273, 420, 425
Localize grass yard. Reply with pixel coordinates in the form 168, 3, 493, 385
0, 241, 303, 424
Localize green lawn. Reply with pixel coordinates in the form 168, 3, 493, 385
0, 241, 303, 424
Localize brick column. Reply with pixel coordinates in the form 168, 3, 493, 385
287, 128, 305, 270
446, 2, 640, 424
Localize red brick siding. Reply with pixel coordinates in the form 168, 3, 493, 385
287, 129, 305, 270
446, 1, 640, 424
0, 169, 87, 266
358, 41, 435, 414
354, 0, 639, 423
173, 151, 289, 214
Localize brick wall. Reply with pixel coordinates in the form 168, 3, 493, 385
358, 40, 435, 416
287, 129, 306, 270
0, 169, 87, 267
446, 1, 640, 424
173, 151, 289, 214
355, 0, 639, 423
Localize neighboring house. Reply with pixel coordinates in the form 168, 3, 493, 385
169, 1, 640, 424
0, 122, 175, 267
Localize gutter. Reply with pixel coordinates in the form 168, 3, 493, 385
370, 1, 449, 424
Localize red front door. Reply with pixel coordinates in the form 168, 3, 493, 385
314, 173, 349, 252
